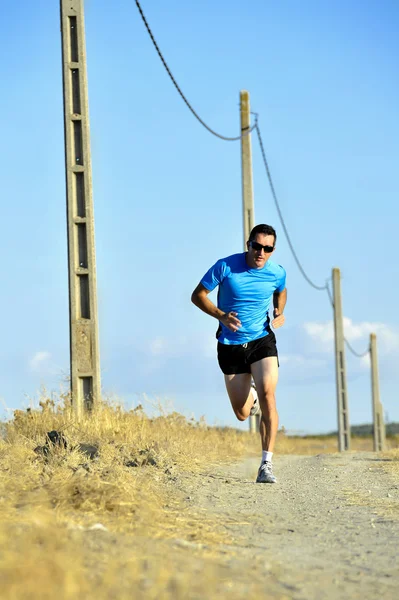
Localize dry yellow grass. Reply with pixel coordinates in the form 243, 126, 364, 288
332, 438, 399, 522
276, 433, 398, 455
0, 396, 261, 599
0, 396, 397, 599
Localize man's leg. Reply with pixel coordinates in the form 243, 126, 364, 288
251, 356, 279, 451
223, 373, 254, 421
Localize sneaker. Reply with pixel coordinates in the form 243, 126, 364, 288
256, 461, 277, 484
249, 382, 261, 417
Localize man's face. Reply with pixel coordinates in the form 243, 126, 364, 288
246, 233, 275, 269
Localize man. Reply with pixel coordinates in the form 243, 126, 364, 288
191, 224, 287, 483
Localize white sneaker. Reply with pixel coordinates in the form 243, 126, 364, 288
250, 382, 261, 416
256, 461, 277, 484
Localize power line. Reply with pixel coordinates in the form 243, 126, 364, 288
135, 0, 370, 360
256, 126, 369, 356
254, 124, 328, 292
134, 0, 257, 141
135, 0, 327, 291
326, 280, 370, 358
326, 278, 334, 307
344, 338, 370, 358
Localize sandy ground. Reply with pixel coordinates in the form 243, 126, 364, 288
177, 452, 399, 598
76, 452, 399, 599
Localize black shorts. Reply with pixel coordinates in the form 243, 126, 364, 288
217, 333, 279, 375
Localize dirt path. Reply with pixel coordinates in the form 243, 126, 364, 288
172, 452, 399, 599
73, 452, 398, 599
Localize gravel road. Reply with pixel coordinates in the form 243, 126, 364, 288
74, 452, 398, 598
175, 452, 399, 599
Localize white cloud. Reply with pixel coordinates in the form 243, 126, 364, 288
343, 318, 382, 342
29, 351, 51, 373
372, 324, 399, 353
303, 321, 334, 345
361, 353, 371, 369
303, 318, 399, 357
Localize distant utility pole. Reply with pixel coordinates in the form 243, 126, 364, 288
60, 0, 101, 418
332, 268, 350, 451
370, 333, 386, 451
240, 90, 259, 434
240, 90, 255, 250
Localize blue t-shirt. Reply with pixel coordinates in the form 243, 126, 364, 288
200, 252, 286, 345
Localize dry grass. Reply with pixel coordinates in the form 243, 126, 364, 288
1, 397, 257, 534
382, 442, 399, 463
1, 396, 397, 599
0, 396, 264, 599
337, 438, 399, 522
275, 432, 398, 455
379, 441, 399, 497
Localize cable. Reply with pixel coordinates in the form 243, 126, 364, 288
326, 278, 334, 307
255, 123, 328, 291
135, 0, 257, 141
136, 0, 371, 360
326, 280, 370, 357
344, 338, 370, 358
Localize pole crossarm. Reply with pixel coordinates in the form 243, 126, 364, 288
60, 0, 101, 418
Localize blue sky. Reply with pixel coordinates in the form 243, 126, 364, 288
1, 0, 398, 434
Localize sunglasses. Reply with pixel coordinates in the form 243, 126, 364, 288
249, 241, 275, 253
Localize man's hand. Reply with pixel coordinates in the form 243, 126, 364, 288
271, 308, 285, 329
220, 312, 242, 333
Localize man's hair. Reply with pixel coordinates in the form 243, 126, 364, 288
248, 224, 277, 245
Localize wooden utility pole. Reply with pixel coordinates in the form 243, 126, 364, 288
370, 333, 386, 451
60, 0, 101, 418
332, 268, 350, 451
240, 90, 259, 434
240, 90, 255, 249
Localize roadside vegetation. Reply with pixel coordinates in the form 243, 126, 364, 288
0, 395, 397, 599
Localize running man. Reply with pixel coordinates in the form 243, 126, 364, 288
191, 224, 287, 483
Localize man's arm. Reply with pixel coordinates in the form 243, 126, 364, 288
272, 288, 287, 329
191, 283, 242, 333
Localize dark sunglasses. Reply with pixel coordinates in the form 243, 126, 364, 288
249, 241, 275, 253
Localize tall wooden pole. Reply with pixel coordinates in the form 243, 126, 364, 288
370, 333, 386, 451
332, 268, 350, 451
240, 90, 255, 248
60, 0, 101, 418
240, 90, 259, 434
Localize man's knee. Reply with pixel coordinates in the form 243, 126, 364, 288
258, 386, 277, 413
234, 409, 248, 422
265, 387, 276, 404
258, 383, 275, 401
